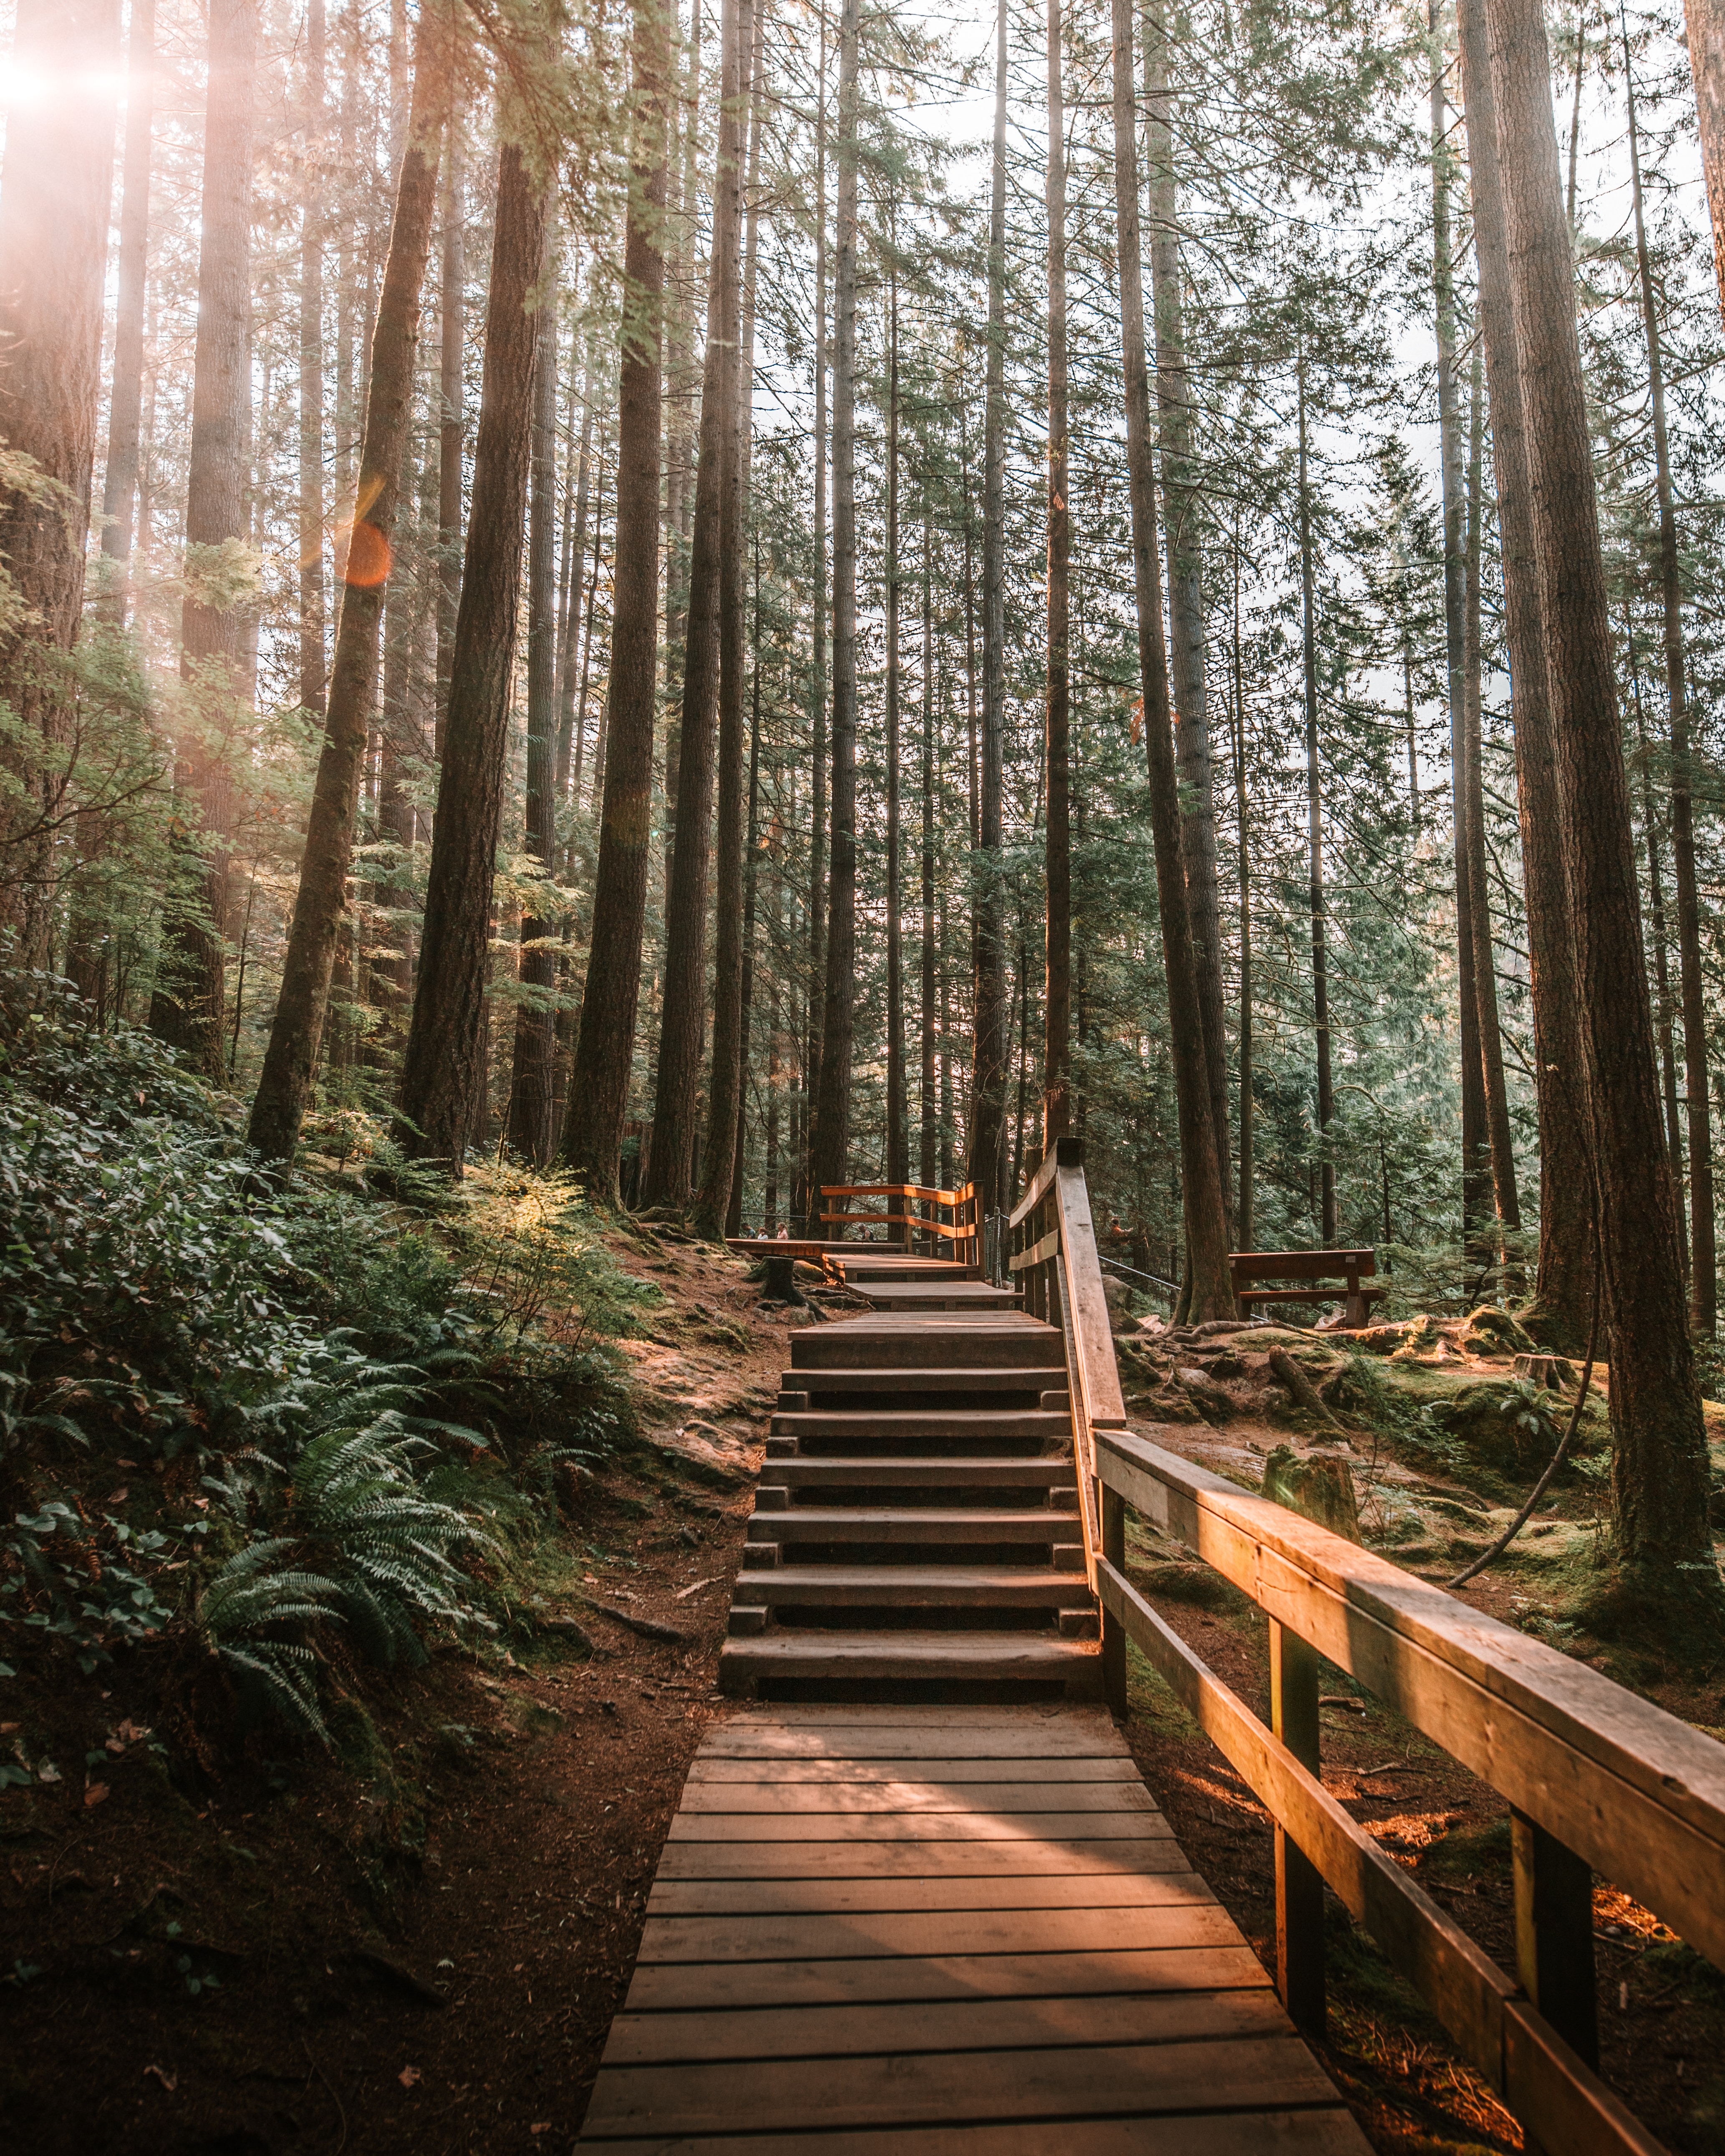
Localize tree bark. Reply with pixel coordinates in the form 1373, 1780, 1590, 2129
810, 0, 861, 1207
1630, 646, 1688, 1218
296, 0, 326, 713
1486, 0, 1712, 1574
150, 0, 257, 1078
1296, 354, 1337, 1248
1682, 0, 1725, 323
969, 0, 1010, 1216
508, 271, 561, 1166
0, 0, 120, 966
1232, 527, 1253, 1251
1432, 5, 1492, 1261
921, 499, 938, 1190
728, 537, 764, 1238
1456, 0, 1593, 1348
1110, 0, 1233, 1319
694, 0, 762, 1237
435, 122, 464, 754
1464, 351, 1522, 1244
397, 119, 550, 1169
1624, 28, 1716, 1335
557, 0, 670, 1205
646, 0, 745, 1211
1043, 0, 1071, 1152
1147, 0, 1229, 1226
798, 5, 829, 1233
248, 1, 451, 1164
884, 251, 909, 1217
102, 0, 155, 613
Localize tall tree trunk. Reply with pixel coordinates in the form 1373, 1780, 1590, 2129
508, 268, 560, 1165
435, 122, 463, 753
248, 3, 451, 1163
1147, 0, 1229, 1223
1433, 5, 1491, 1259
694, 0, 762, 1236
921, 499, 938, 1191
728, 537, 764, 1238
557, 0, 669, 1205
798, 4, 829, 1233
1625, 29, 1716, 1334
1456, 0, 1593, 1348
397, 120, 550, 1169
1043, 0, 1071, 1151
1464, 353, 1522, 1247
810, 0, 860, 1207
557, 372, 594, 835
1110, 0, 1232, 1318
297, 0, 326, 713
884, 252, 909, 1216
969, 0, 1010, 1217
1630, 644, 1688, 1217
0, 0, 120, 966
1232, 527, 1253, 1251
1486, 0, 1712, 1575
646, 0, 746, 1212
1296, 355, 1337, 1248
150, 0, 257, 1077
102, 0, 155, 615
1682, 0, 1725, 323
658, 0, 699, 1064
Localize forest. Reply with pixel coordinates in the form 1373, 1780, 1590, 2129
6, 0, 1725, 2143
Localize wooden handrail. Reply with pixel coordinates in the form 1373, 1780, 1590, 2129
819, 1179, 978, 1262
1004, 1145, 1710, 2153
1096, 1420, 1725, 2155
1096, 1555, 1662, 2155
1007, 1139, 1124, 1598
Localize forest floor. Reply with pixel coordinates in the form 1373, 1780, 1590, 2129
7, 1255, 1725, 2154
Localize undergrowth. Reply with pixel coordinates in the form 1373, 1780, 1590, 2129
0, 966, 653, 1743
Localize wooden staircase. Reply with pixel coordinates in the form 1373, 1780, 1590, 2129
720, 1311, 1103, 1697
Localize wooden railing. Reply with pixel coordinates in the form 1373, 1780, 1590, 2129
1009, 1138, 1719, 2156
1007, 1137, 1127, 1598
820, 1180, 978, 1263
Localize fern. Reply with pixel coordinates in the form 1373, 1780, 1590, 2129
197, 1413, 492, 1735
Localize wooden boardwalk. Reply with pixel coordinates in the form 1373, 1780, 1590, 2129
578, 1703, 1369, 2151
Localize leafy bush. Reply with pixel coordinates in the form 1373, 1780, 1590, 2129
0, 969, 649, 1734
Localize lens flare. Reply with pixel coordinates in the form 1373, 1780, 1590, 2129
343, 521, 392, 588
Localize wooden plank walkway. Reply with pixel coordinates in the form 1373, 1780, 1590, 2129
578, 1703, 1369, 2151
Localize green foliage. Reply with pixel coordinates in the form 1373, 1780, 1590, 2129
0, 969, 648, 1737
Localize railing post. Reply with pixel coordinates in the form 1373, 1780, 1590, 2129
1513, 1810, 1598, 2073
1269, 1617, 1325, 2036
1102, 1484, 1127, 1717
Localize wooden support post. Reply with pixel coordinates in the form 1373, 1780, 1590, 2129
1513, 1809, 1598, 2071
1269, 1616, 1325, 2035
1102, 1484, 1127, 1716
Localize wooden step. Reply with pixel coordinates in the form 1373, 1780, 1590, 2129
791, 1316, 1060, 1371
745, 1507, 1082, 1546
733, 1565, 1095, 1609
771, 1410, 1072, 1442
783, 1365, 1068, 1394
719, 1629, 1102, 1693
766, 1459, 1074, 1491
859, 1284, 1024, 1310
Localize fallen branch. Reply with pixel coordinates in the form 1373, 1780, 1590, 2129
583, 1600, 687, 1644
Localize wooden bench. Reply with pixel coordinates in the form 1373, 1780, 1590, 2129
1230, 1247, 1385, 1329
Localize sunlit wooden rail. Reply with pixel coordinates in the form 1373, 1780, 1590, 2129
819, 1179, 980, 1263
1008, 1137, 1714, 2156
